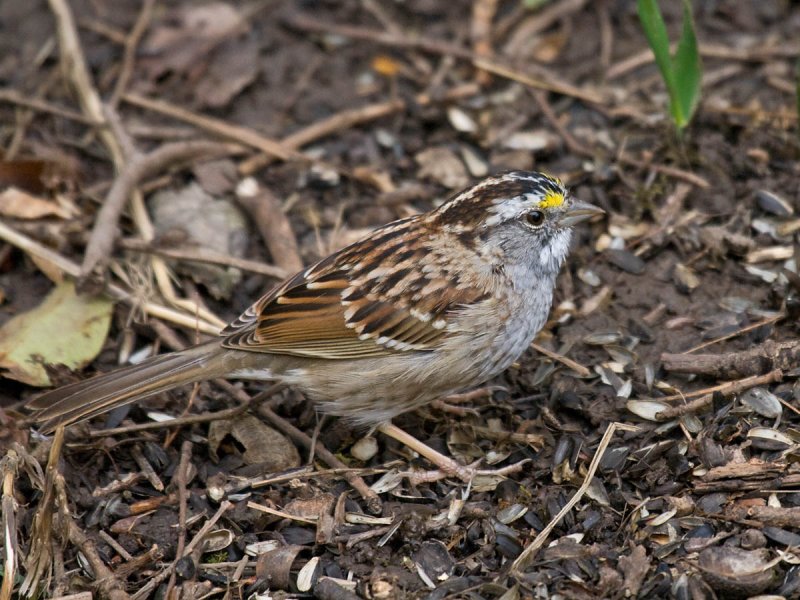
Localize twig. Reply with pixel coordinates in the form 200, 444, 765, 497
98, 531, 133, 562
47, 0, 124, 166
608, 41, 800, 80
236, 182, 303, 273
117, 238, 290, 280
109, 0, 156, 107
20, 427, 66, 597
113, 546, 160, 582
509, 422, 640, 575
597, 2, 613, 72
224, 465, 393, 496
50, 593, 93, 600
79, 17, 127, 44
469, 425, 544, 446
247, 501, 317, 524
662, 340, 800, 379
212, 381, 381, 513
284, 12, 475, 59
655, 369, 783, 421
199, 82, 477, 175
80, 140, 246, 285
282, 12, 604, 104
165, 441, 193, 599
530, 342, 591, 378
532, 90, 594, 158
0, 88, 99, 125
0, 449, 21, 600
501, 0, 587, 56
617, 153, 710, 189
726, 505, 800, 529
65, 518, 131, 600
86, 392, 262, 438
123, 92, 303, 162
130, 445, 164, 492
131, 501, 233, 600
6, 74, 60, 160
183, 501, 232, 556
682, 314, 784, 354
472, 58, 603, 104
0, 220, 221, 335
148, 318, 191, 352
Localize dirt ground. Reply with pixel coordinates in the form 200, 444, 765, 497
1, 0, 800, 598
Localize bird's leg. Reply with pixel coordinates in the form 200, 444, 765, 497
376, 422, 529, 485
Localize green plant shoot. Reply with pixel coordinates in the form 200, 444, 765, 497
637, 0, 703, 130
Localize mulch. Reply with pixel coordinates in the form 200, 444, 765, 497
1, 0, 800, 598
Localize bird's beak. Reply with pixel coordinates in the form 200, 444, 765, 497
558, 200, 604, 228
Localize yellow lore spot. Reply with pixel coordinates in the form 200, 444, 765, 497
538, 189, 565, 209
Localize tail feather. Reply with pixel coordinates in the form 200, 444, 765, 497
29, 341, 228, 433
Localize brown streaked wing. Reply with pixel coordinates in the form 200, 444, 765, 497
221, 217, 486, 359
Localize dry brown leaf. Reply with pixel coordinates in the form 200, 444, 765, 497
0, 187, 71, 219
208, 415, 300, 471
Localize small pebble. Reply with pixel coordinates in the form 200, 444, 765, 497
605, 249, 645, 274
351, 436, 379, 462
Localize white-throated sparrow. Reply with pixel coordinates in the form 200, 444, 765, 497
29, 171, 602, 479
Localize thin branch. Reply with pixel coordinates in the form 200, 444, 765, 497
236, 184, 303, 273
80, 140, 246, 284
283, 12, 604, 104
117, 238, 290, 280
123, 92, 303, 162
0, 220, 221, 335
509, 422, 640, 575
164, 440, 193, 598
47, 0, 124, 166
239, 83, 480, 174
655, 369, 783, 421
0, 88, 100, 125
110, 0, 157, 107
214, 381, 382, 514
662, 340, 800, 379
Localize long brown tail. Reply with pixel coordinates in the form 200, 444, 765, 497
28, 341, 231, 433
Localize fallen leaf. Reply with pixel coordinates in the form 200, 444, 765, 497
618, 545, 650, 597
0, 281, 114, 386
150, 183, 249, 299
0, 160, 46, 193
141, 3, 246, 76
208, 415, 300, 471
194, 36, 259, 108
0, 187, 71, 219
140, 2, 256, 107
415, 146, 469, 189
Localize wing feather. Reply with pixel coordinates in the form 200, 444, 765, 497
221, 217, 488, 359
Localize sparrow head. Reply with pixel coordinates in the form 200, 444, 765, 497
432, 171, 604, 273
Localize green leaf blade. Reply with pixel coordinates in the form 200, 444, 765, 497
636, 0, 678, 97
673, 0, 703, 128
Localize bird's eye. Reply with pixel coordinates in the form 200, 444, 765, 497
525, 210, 545, 227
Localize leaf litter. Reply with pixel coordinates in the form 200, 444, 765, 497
1, 0, 800, 598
